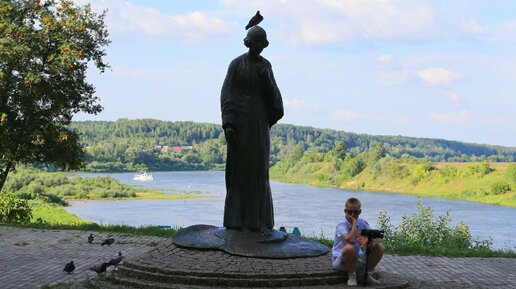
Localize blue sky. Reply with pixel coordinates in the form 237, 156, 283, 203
75, 0, 516, 147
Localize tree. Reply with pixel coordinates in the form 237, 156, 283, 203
368, 143, 387, 165
333, 141, 347, 160
0, 0, 110, 190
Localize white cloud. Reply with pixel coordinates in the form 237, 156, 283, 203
220, 0, 438, 45
490, 20, 516, 42
300, 21, 351, 45
320, 0, 436, 40
117, 3, 236, 42
378, 69, 409, 85
443, 91, 460, 103
460, 19, 487, 35
377, 54, 393, 64
331, 109, 367, 121
75, 0, 237, 42
376, 115, 410, 124
481, 116, 505, 124
429, 110, 470, 124
284, 98, 310, 110
416, 68, 462, 85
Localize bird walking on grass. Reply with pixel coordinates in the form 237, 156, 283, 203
245, 11, 263, 30
63, 261, 75, 274
101, 237, 115, 246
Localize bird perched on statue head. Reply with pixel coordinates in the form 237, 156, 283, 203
108, 251, 123, 268
89, 262, 109, 274
87, 233, 94, 244
101, 237, 115, 246
245, 11, 263, 30
63, 261, 75, 274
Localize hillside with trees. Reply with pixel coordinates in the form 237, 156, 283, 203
69, 119, 516, 172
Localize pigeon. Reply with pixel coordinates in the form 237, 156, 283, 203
89, 262, 109, 274
63, 261, 75, 274
87, 233, 94, 244
245, 11, 263, 30
108, 251, 123, 269
101, 237, 115, 246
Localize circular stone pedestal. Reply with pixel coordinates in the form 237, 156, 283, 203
172, 224, 328, 258
113, 231, 409, 288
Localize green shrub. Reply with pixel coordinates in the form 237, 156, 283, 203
507, 164, 516, 182
411, 162, 435, 184
0, 192, 33, 223
377, 200, 491, 252
490, 181, 511, 195
340, 157, 365, 179
467, 161, 494, 177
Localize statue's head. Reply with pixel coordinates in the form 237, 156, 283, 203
244, 26, 269, 53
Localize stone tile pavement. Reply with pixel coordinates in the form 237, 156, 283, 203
0, 226, 514, 289
0, 226, 163, 289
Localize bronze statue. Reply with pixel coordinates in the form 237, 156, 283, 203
221, 23, 284, 234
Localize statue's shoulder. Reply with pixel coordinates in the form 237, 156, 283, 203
260, 56, 272, 67
228, 53, 248, 68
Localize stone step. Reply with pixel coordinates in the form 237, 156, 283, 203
122, 259, 341, 279
116, 265, 346, 287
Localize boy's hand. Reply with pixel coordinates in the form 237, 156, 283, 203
345, 213, 357, 225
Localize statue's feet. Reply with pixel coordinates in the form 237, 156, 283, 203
239, 227, 252, 234
259, 225, 272, 236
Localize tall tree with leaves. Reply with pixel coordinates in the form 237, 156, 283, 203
0, 0, 110, 190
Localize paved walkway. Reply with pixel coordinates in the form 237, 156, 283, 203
0, 226, 514, 289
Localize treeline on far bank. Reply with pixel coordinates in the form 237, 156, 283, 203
69, 119, 516, 172
270, 142, 516, 207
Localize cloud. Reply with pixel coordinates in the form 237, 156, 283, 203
220, 0, 438, 45
378, 69, 409, 85
284, 98, 311, 110
75, 0, 237, 42
377, 54, 393, 64
416, 68, 462, 85
376, 115, 410, 124
460, 19, 487, 35
331, 109, 367, 121
443, 91, 460, 103
490, 20, 516, 43
429, 110, 470, 124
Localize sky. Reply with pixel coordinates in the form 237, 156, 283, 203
73, 0, 516, 147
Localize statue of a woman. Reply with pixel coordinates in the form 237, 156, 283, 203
221, 26, 284, 234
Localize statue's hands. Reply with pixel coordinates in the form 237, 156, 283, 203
225, 127, 236, 143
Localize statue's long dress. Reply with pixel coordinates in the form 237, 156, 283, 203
221, 53, 284, 230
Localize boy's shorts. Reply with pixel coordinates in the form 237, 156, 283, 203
332, 253, 365, 271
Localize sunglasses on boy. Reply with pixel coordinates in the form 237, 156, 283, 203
345, 209, 361, 215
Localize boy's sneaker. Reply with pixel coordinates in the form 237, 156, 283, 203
347, 273, 358, 287
366, 274, 381, 285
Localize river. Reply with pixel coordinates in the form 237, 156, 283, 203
66, 171, 516, 250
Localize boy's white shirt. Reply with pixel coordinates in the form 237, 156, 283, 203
332, 217, 371, 259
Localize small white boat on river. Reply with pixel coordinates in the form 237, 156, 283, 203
133, 172, 154, 181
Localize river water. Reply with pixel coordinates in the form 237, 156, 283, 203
66, 171, 516, 250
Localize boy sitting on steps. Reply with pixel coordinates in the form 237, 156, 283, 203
331, 197, 384, 286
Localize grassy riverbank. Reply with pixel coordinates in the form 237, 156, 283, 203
271, 159, 516, 207
3, 169, 205, 201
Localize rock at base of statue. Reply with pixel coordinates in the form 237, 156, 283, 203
172, 224, 329, 258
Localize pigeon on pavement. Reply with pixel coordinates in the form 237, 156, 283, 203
101, 237, 115, 246
108, 251, 123, 268
89, 262, 109, 274
245, 11, 263, 30
63, 261, 75, 274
